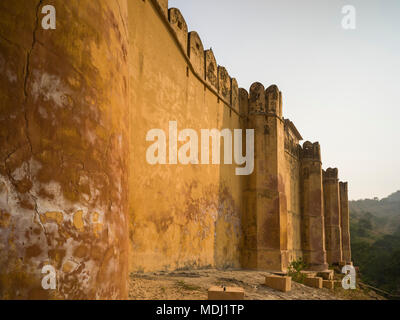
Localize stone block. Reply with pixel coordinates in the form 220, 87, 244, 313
304, 277, 323, 289
317, 270, 334, 280
265, 275, 291, 292
208, 286, 244, 300
300, 271, 317, 278
323, 280, 335, 290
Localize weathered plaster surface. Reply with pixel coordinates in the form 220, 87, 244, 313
0, 0, 129, 299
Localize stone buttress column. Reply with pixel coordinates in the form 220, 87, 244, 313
323, 168, 343, 265
340, 182, 352, 264
300, 142, 328, 271
243, 83, 289, 272
0, 0, 130, 299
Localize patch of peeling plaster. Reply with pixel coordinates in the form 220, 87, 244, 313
31, 70, 72, 108
0, 155, 109, 297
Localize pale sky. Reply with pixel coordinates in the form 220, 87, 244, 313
169, 0, 400, 200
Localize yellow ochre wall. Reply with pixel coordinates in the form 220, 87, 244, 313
0, 0, 351, 299
0, 0, 130, 299
127, 0, 244, 272
284, 150, 302, 261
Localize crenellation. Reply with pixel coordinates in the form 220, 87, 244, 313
249, 82, 266, 114
205, 49, 218, 90
188, 31, 205, 78
218, 66, 231, 103
265, 85, 280, 116
302, 141, 313, 158
239, 88, 249, 116
324, 168, 339, 181
313, 143, 321, 162
301, 141, 321, 162
168, 8, 188, 53
231, 78, 239, 112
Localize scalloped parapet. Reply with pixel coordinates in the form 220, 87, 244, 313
339, 181, 348, 193
218, 66, 231, 102
239, 88, 249, 116
168, 8, 188, 52
266, 85, 282, 116
323, 168, 339, 182
249, 82, 265, 114
188, 31, 205, 78
205, 49, 218, 90
231, 78, 239, 111
301, 141, 321, 161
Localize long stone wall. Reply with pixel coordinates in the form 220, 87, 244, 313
127, 0, 244, 273
0, 0, 351, 299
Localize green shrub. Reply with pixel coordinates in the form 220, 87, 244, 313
288, 258, 308, 283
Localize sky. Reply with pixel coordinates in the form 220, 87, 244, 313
169, 0, 400, 200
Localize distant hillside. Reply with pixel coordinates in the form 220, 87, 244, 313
349, 191, 400, 297
350, 191, 400, 236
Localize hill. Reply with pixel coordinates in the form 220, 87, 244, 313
350, 191, 400, 235
349, 191, 400, 297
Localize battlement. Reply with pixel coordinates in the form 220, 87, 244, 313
169, 8, 188, 51
238, 88, 249, 116
323, 168, 339, 182
339, 181, 348, 193
152, 2, 242, 113
301, 141, 321, 162
156, 1, 289, 119
266, 85, 283, 117
240, 82, 283, 117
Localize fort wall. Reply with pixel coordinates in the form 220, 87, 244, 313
0, 0, 352, 299
0, 0, 130, 299
127, 0, 244, 273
